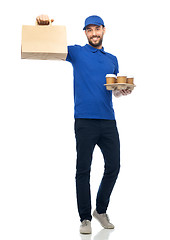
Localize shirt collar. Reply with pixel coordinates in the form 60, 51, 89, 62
85, 44, 106, 54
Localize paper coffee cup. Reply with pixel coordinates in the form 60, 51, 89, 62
127, 76, 134, 84
117, 75, 127, 83
106, 74, 117, 84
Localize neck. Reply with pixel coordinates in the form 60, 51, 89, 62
89, 43, 103, 50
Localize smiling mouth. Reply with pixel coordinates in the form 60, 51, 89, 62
91, 36, 100, 41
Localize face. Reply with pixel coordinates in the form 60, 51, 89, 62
85, 24, 106, 49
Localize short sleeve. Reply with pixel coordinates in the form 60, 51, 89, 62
66, 46, 73, 63
66, 45, 80, 63
114, 56, 119, 75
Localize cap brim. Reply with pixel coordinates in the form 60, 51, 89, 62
83, 23, 104, 30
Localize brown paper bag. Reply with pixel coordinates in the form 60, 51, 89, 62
21, 22, 67, 60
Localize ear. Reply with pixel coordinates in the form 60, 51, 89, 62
84, 29, 88, 37
103, 27, 106, 35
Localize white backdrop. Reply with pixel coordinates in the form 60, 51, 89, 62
1, 0, 170, 239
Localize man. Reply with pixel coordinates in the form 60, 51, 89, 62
36, 14, 131, 234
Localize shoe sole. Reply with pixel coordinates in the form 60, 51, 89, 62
80, 231, 92, 234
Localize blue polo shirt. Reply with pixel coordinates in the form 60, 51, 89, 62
66, 44, 119, 120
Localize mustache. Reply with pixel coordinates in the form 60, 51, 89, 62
90, 36, 100, 39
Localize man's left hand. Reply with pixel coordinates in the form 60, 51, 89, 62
119, 89, 132, 96
113, 89, 132, 97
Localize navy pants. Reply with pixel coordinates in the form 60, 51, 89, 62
74, 119, 120, 222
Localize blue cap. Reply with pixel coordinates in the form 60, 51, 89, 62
83, 15, 105, 30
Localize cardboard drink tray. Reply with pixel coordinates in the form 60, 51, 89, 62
104, 83, 136, 91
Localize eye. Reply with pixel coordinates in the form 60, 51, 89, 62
87, 29, 92, 33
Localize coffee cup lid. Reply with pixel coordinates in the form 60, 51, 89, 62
117, 73, 127, 77
106, 74, 117, 78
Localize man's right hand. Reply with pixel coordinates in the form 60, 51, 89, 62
36, 15, 50, 25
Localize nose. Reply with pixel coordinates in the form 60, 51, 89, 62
92, 29, 97, 36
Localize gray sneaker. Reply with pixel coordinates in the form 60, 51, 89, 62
80, 220, 92, 234
93, 209, 115, 229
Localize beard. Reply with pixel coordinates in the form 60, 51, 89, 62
88, 36, 103, 48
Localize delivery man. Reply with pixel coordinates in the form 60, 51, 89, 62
36, 14, 131, 234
